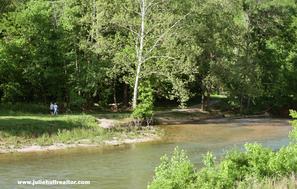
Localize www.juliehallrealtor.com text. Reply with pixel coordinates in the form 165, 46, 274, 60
17, 179, 90, 186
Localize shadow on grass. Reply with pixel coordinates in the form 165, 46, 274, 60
0, 118, 85, 137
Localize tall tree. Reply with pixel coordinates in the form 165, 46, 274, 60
89, 0, 195, 110
184, 0, 241, 110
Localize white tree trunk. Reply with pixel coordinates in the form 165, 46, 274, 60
131, 0, 189, 110
132, 0, 146, 109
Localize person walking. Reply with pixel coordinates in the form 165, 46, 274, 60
50, 102, 54, 115
53, 103, 58, 115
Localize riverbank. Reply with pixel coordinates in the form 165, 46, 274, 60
0, 135, 160, 154
0, 105, 277, 154
0, 114, 160, 154
154, 106, 272, 125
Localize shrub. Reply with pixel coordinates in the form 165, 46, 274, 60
148, 147, 196, 189
194, 144, 273, 189
269, 144, 297, 176
132, 81, 154, 121
289, 110, 297, 142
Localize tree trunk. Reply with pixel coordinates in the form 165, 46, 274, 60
123, 83, 128, 107
201, 92, 206, 111
201, 92, 209, 111
240, 95, 244, 113
206, 92, 210, 109
247, 97, 251, 112
113, 80, 118, 111
132, 0, 146, 110
132, 64, 141, 109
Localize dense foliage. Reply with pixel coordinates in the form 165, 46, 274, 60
0, 0, 296, 115
132, 81, 154, 119
148, 110, 297, 189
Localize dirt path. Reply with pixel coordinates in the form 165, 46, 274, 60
96, 118, 116, 129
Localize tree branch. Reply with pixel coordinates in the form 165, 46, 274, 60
145, 12, 191, 57
144, 55, 177, 62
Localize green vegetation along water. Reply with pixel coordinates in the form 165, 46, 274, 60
0, 118, 291, 189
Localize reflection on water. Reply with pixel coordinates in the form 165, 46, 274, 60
0, 118, 292, 189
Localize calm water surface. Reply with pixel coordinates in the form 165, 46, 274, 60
0, 118, 292, 189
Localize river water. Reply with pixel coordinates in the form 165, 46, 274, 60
0, 118, 292, 189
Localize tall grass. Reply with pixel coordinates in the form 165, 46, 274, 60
0, 115, 106, 146
237, 175, 297, 189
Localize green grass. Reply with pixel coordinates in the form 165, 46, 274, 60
210, 94, 228, 99
0, 114, 157, 149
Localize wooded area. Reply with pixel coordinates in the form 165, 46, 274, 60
0, 0, 296, 115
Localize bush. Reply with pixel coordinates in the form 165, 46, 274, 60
193, 144, 274, 189
150, 144, 297, 189
269, 144, 297, 176
148, 147, 196, 189
132, 81, 154, 120
289, 110, 297, 142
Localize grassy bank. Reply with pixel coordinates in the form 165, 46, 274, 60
0, 114, 159, 152
0, 100, 227, 152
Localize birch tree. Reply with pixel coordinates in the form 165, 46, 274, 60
132, 0, 192, 109
97, 0, 191, 109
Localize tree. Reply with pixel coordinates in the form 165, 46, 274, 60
238, 0, 297, 111
0, 0, 63, 102
183, 0, 242, 111
111, 0, 192, 109
87, 0, 196, 111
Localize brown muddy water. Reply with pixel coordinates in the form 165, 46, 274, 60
0, 118, 292, 189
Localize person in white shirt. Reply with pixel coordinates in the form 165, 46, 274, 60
50, 102, 54, 115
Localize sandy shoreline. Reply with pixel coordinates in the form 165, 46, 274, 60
0, 136, 160, 154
